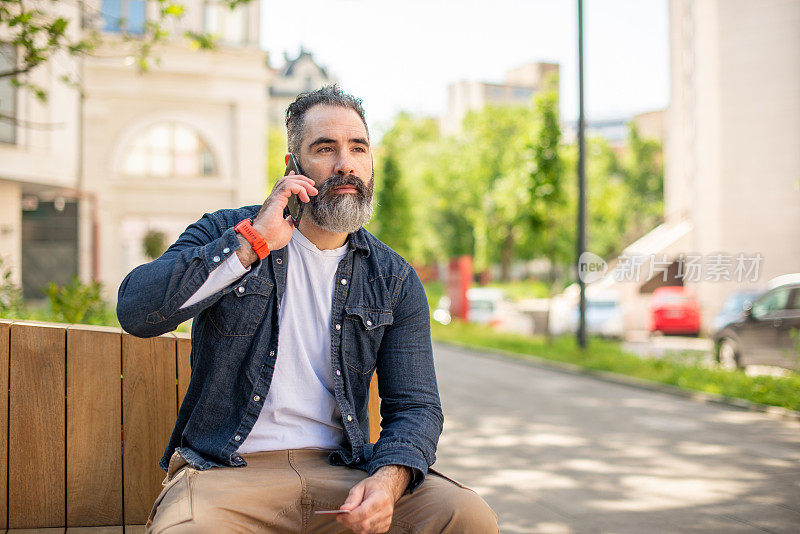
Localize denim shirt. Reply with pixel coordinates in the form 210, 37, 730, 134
116, 205, 443, 491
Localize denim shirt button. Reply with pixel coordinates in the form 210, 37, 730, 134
269, 350, 275, 356
366, 320, 372, 326
335, 324, 341, 331
335, 369, 341, 376
346, 415, 353, 422
223, 247, 230, 254
213, 256, 221, 263
238, 286, 245, 294
276, 258, 283, 264
341, 279, 347, 285
234, 435, 241, 441
253, 395, 260, 402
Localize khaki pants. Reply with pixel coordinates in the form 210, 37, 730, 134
146, 449, 498, 533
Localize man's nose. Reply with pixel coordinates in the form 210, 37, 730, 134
334, 153, 355, 176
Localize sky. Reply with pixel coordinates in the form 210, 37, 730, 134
260, 0, 670, 136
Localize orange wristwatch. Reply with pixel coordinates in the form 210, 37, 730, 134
234, 218, 270, 260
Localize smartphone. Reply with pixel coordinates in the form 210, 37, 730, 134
284, 153, 305, 225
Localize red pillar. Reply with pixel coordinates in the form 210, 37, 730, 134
447, 256, 473, 321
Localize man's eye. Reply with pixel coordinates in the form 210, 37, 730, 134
319, 146, 333, 152
353, 146, 367, 153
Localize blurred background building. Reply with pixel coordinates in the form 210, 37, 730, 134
441, 61, 559, 135
268, 48, 335, 128
1, 0, 270, 301
605, 0, 800, 332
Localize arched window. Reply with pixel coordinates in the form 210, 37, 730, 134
121, 122, 218, 178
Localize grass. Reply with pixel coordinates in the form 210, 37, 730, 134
429, 318, 800, 413
482, 279, 551, 300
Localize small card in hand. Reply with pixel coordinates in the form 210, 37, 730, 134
313, 509, 351, 515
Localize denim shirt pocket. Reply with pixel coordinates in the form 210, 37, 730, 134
343, 306, 393, 374
208, 276, 273, 337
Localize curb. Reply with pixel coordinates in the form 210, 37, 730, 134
432, 339, 800, 423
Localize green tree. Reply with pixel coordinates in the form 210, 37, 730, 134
267, 126, 288, 193
453, 104, 536, 277
519, 83, 568, 285
619, 123, 664, 241
373, 112, 442, 264
372, 149, 412, 258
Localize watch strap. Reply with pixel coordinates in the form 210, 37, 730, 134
234, 218, 270, 260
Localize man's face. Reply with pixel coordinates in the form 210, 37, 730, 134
294, 105, 374, 234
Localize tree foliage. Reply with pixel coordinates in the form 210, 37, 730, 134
372, 147, 412, 258
373, 95, 664, 290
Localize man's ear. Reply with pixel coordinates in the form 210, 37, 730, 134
285, 153, 291, 165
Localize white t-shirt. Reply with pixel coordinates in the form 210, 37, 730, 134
180, 229, 348, 451
239, 230, 348, 452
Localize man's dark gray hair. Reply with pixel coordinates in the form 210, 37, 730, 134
285, 84, 369, 155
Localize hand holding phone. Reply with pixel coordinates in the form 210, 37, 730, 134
284, 153, 305, 225
239, 155, 316, 267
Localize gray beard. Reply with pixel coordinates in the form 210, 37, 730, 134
304, 174, 374, 234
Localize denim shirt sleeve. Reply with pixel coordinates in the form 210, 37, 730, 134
116, 211, 245, 338
366, 266, 444, 493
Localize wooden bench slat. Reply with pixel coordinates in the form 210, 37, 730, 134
8, 529, 65, 533
121, 334, 177, 525
0, 320, 11, 530
66, 326, 123, 526
175, 335, 191, 409
368, 373, 380, 443
9, 323, 66, 528
65, 527, 123, 533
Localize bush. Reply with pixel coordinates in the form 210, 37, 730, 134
143, 229, 168, 260
45, 276, 107, 324
0, 256, 24, 318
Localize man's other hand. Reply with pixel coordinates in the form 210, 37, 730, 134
336, 465, 411, 534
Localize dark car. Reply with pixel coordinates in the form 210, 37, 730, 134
711, 290, 763, 335
713, 275, 800, 371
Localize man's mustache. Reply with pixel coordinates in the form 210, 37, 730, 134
313, 175, 369, 202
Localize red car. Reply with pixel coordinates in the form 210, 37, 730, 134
648, 286, 701, 335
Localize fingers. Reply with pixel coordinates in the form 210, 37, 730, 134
341, 482, 366, 512
276, 175, 317, 203
337, 481, 393, 533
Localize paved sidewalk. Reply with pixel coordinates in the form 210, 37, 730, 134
431, 342, 800, 534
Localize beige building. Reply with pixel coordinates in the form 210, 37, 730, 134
599, 0, 800, 333
268, 49, 336, 128
441, 62, 559, 134
1, 0, 269, 302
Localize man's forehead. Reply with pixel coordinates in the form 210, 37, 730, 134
303, 105, 368, 142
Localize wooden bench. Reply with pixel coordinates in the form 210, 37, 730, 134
0, 320, 380, 532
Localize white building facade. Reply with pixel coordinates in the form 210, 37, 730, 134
604, 0, 800, 333
1, 0, 270, 302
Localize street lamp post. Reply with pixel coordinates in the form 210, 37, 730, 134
577, 0, 588, 348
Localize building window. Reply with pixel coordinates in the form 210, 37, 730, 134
101, 0, 146, 34
121, 122, 218, 178
203, 1, 248, 46
0, 43, 17, 144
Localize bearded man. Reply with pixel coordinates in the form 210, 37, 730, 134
117, 85, 498, 534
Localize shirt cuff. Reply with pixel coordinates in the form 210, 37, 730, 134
179, 253, 251, 310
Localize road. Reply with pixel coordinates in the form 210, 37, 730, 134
431, 342, 800, 534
